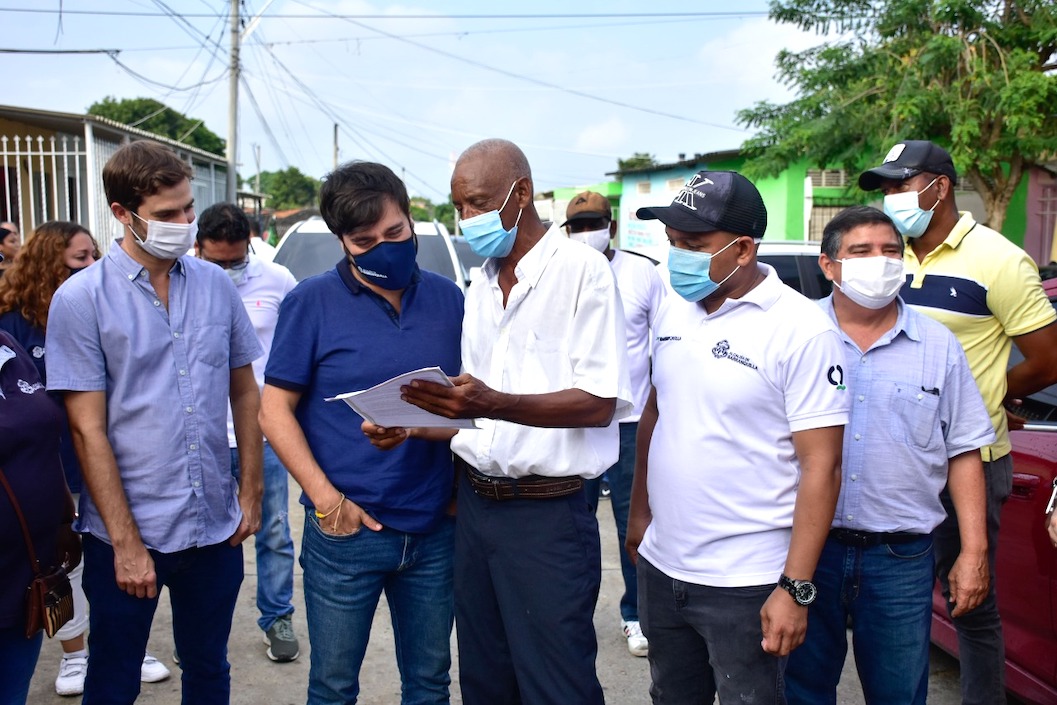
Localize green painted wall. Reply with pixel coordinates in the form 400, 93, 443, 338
1003, 179, 1028, 247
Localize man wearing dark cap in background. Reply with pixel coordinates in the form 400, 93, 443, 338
562, 190, 665, 658
859, 140, 1057, 704
626, 171, 848, 703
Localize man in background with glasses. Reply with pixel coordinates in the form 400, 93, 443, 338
196, 202, 301, 663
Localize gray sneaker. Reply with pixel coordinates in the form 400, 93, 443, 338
264, 615, 300, 662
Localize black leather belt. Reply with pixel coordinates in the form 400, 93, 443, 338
829, 528, 927, 547
455, 456, 583, 501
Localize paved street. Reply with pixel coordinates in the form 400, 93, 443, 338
29, 476, 966, 704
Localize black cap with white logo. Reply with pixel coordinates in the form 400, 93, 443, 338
858, 140, 958, 191
636, 171, 767, 240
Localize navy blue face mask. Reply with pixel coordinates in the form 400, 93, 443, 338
346, 235, 418, 291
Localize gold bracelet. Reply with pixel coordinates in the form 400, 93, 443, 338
315, 493, 345, 520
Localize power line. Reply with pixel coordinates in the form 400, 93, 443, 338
239, 73, 289, 167
289, 0, 746, 132
107, 53, 227, 93
0, 8, 768, 19
0, 47, 118, 53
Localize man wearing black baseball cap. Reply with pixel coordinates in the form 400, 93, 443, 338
627, 170, 848, 704
860, 140, 1057, 705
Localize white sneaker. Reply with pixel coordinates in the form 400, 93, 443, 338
622, 619, 649, 657
140, 652, 171, 683
55, 654, 87, 696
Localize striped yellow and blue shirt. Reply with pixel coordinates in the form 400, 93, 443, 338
902, 212, 1056, 459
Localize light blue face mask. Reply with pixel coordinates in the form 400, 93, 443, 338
882, 177, 940, 239
668, 237, 741, 302
459, 180, 523, 258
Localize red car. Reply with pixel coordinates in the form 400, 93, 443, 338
930, 276, 1057, 704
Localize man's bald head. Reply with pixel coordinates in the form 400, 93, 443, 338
454, 139, 532, 194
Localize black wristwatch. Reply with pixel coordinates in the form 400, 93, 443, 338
778, 574, 817, 606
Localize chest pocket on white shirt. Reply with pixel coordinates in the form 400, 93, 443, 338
887, 382, 940, 450
521, 331, 571, 393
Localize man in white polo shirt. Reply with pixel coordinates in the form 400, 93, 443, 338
195, 203, 301, 663
627, 171, 849, 704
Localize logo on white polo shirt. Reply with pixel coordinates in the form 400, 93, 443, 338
827, 365, 847, 391
711, 339, 757, 370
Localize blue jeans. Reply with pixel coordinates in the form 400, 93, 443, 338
934, 453, 1011, 705
231, 443, 295, 632
785, 534, 934, 705
81, 533, 243, 705
638, 556, 785, 705
300, 509, 454, 705
583, 422, 639, 622
0, 626, 42, 705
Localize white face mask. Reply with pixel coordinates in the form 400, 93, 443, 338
226, 266, 246, 286
130, 212, 198, 260
570, 226, 611, 253
835, 255, 905, 309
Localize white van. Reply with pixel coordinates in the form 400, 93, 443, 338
273, 216, 468, 291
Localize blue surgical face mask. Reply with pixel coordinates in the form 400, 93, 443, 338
346, 235, 418, 290
459, 180, 523, 258
667, 237, 741, 302
883, 177, 940, 239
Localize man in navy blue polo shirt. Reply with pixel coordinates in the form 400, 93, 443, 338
260, 161, 463, 704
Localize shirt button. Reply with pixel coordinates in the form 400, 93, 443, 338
193, 480, 201, 488
127, 273, 135, 280
854, 433, 861, 441
174, 332, 181, 338
860, 357, 867, 364
185, 406, 193, 413
153, 300, 161, 307
846, 514, 854, 521
850, 474, 858, 481
189, 443, 197, 450
179, 369, 187, 375
858, 395, 865, 402
917, 393, 923, 400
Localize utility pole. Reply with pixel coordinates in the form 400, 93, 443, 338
333, 123, 339, 171
254, 143, 262, 219
226, 0, 239, 202
254, 143, 261, 194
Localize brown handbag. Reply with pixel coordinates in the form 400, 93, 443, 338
0, 468, 74, 638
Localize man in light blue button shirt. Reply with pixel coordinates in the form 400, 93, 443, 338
785, 206, 994, 705
46, 141, 263, 705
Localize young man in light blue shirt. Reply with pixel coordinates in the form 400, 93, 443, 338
47, 141, 263, 705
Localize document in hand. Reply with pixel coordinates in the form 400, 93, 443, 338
325, 366, 477, 429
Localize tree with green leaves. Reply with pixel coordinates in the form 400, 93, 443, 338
255, 168, 320, 210
617, 152, 658, 172
737, 0, 1057, 230
88, 97, 226, 156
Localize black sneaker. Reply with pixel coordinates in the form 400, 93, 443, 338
264, 615, 300, 662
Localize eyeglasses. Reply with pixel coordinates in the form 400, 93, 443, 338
202, 255, 249, 270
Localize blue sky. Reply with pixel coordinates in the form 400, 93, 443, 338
1, 1, 824, 200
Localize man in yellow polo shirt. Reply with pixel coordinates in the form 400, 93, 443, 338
859, 140, 1057, 705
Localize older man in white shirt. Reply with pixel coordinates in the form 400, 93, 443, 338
398, 138, 632, 705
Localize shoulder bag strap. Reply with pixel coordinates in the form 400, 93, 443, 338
0, 467, 43, 577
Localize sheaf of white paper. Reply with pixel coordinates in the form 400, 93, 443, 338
325, 366, 477, 429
